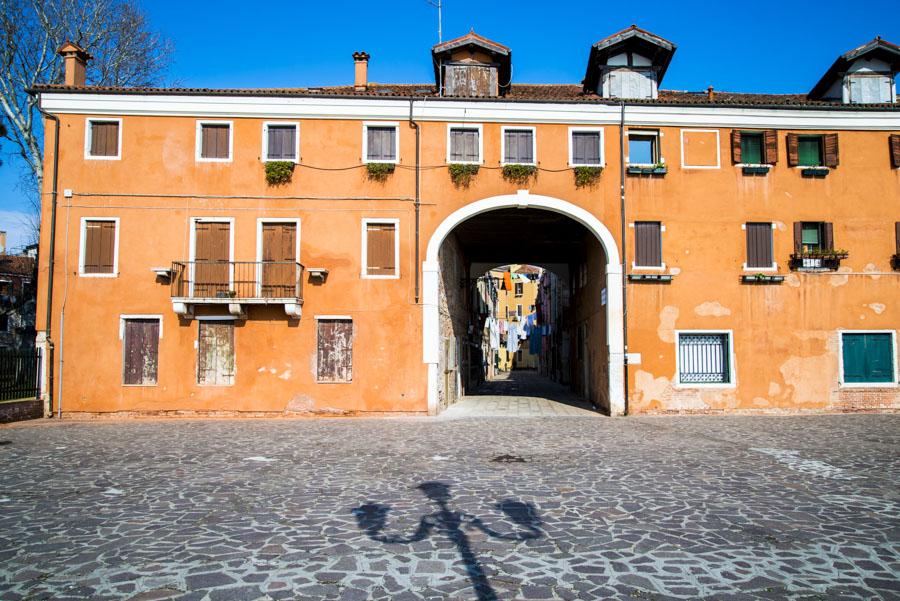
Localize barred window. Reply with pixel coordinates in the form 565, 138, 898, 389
678, 333, 731, 384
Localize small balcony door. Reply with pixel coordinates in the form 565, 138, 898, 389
261, 222, 297, 298
194, 221, 231, 297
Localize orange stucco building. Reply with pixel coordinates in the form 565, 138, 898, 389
33, 28, 900, 417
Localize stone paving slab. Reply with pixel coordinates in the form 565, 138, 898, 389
0, 414, 898, 600
441, 371, 599, 418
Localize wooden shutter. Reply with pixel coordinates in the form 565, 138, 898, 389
746, 223, 774, 268
194, 221, 230, 297
367, 127, 395, 161
866, 334, 895, 382
890, 134, 900, 168
366, 222, 396, 276
449, 129, 478, 162
267, 125, 295, 161
262, 222, 297, 298
90, 121, 119, 157
895, 222, 900, 254
763, 130, 778, 165
197, 321, 234, 385
317, 319, 353, 382
823, 222, 834, 250
730, 130, 742, 164
83, 220, 116, 274
842, 334, 867, 383
123, 319, 159, 385
201, 124, 229, 159
572, 132, 600, 164
634, 221, 662, 267
793, 222, 803, 253
786, 134, 799, 167
823, 133, 839, 168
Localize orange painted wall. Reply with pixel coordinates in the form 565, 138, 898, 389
36, 109, 900, 415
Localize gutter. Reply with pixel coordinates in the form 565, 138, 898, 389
36, 101, 59, 416
408, 97, 421, 303
618, 101, 629, 415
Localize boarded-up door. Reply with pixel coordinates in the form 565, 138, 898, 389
198, 321, 235, 385
123, 319, 159, 385
194, 222, 230, 297
316, 319, 352, 382
262, 222, 297, 298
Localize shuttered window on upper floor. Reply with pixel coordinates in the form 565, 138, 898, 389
745, 222, 774, 268
890, 134, 900, 169
88, 120, 120, 157
787, 133, 838, 168
449, 127, 480, 163
364, 221, 397, 277
199, 123, 231, 160
265, 124, 297, 161
634, 221, 662, 267
571, 131, 602, 165
503, 129, 535, 164
365, 126, 397, 162
81, 219, 117, 275
731, 130, 777, 165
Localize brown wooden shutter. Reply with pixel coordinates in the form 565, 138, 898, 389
123, 318, 159, 385
764, 130, 778, 164
317, 319, 353, 382
201, 124, 230, 159
793, 222, 803, 253
890, 134, 900, 168
824, 222, 834, 250
786, 134, 799, 167
261, 222, 297, 298
730, 130, 742, 163
194, 221, 230, 297
746, 223, 773, 268
895, 222, 900, 254
366, 223, 396, 276
84, 220, 116, 274
823, 133, 839, 168
90, 121, 119, 157
634, 221, 662, 267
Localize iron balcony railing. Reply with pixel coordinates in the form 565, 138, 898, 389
171, 261, 304, 301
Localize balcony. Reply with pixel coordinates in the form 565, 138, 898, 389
170, 261, 304, 319
789, 250, 848, 272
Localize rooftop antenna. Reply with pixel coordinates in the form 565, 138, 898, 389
425, 0, 442, 42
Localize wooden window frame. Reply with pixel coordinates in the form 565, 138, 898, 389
78, 217, 120, 278
679, 128, 721, 170
255, 218, 301, 297
84, 117, 122, 160
741, 222, 777, 272
361, 218, 400, 280
195, 120, 234, 163
796, 134, 824, 167
626, 129, 662, 167
838, 330, 898, 388
189, 217, 235, 296
362, 122, 400, 164
568, 127, 605, 167
733, 131, 774, 167
119, 315, 162, 387
674, 330, 736, 389
195, 317, 237, 387
500, 126, 537, 166
446, 123, 483, 165
261, 121, 300, 163
631, 221, 666, 270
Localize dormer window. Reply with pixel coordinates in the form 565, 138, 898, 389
607, 67, 656, 99
809, 37, 899, 104
583, 26, 675, 100
847, 73, 893, 103
432, 31, 511, 98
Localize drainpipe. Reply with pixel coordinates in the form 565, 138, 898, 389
618, 101, 629, 415
409, 97, 421, 303
37, 104, 60, 416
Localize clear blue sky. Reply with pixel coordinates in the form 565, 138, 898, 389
1, 0, 898, 246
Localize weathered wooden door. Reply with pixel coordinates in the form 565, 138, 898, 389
123, 319, 159, 385
316, 319, 352, 382
194, 222, 230, 297
197, 321, 234, 385
261, 222, 296, 298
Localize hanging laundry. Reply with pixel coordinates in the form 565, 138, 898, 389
489, 318, 500, 351
506, 322, 520, 354
503, 272, 513, 291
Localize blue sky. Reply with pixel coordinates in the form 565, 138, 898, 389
1, 0, 898, 247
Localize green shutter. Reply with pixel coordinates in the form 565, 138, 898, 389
842, 334, 867, 383
798, 137, 822, 166
866, 334, 894, 383
740, 133, 763, 164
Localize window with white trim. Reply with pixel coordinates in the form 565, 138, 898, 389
197, 121, 232, 161
80, 218, 119, 276
569, 129, 603, 166
628, 130, 661, 166
677, 332, 732, 385
502, 128, 535, 165
85, 118, 121, 159
841, 332, 896, 385
122, 317, 161, 386
362, 219, 399, 278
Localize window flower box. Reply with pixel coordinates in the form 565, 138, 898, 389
741, 165, 770, 175
627, 165, 667, 176
790, 249, 848, 271
627, 273, 673, 283
801, 167, 829, 178
741, 274, 784, 284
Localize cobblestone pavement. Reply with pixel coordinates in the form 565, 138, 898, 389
441, 371, 599, 417
1, 413, 898, 600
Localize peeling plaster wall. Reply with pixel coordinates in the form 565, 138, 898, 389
436, 232, 468, 411
572, 234, 610, 410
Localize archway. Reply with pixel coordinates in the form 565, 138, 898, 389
423, 192, 624, 416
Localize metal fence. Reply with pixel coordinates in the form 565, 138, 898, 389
0, 349, 42, 401
170, 261, 304, 300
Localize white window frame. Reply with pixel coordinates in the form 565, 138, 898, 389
119, 314, 163, 387
741, 222, 778, 272
568, 127, 606, 167
500, 126, 537, 166
188, 217, 236, 296
361, 218, 400, 280
626, 129, 663, 167
362, 121, 400, 164
195, 120, 234, 163
255, 218, 302, 297
838, 330, 898, 388
446, 123, 483, 165
629, 222, 666, 271
84, 117, 122, 160
261, 121, 300, 163
680, 129, 721, 170
78, 217, 120, 278
674, 330, 736, 389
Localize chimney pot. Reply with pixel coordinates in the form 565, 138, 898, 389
707, 85, 715, 100
353, 51, 370, 92
58, 41, 92, 87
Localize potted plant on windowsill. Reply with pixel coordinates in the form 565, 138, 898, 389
501, 164, 537, 184
741, 273, 784, 284
791, 248, 849, 260
265, 161, 294, 186
800, 166, 829, 178
741, 164, 770, 175
573, 166, 603, 188
366, 162, 395, 182
448, 163, 479, 187
626, 161, 667, 176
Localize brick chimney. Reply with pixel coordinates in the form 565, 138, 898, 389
0, 231, 6, 255
58, 41, 92, 86
353, 51, 370, 92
